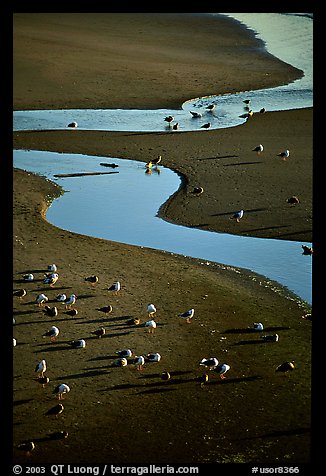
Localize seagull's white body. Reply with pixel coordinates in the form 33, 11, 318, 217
252, 144, 264, 154
145, 319, 157, 333
35, 359, 47, 377
56, 293, 67, 302
134, 355, 145, 370
36, 293, 48, 306
147, 303, 157, 317
108, 281, 120, 294
213, 363, 230, 379
64, 294, 76, 308
253, 322, 264, 331
232, 210, 244, 222
53, 383, 70, 399
43, 325, 60, 341
70, 339, 86, 348
43, 273, 59, 286
23, 273, 34, 281
116, 349, 133, 358
277, 149, 290, 159
48, 264, 57, 272
146, 352, 161, 362
178, 308, 194, 323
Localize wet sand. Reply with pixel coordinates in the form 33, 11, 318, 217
12, 13, 312, 466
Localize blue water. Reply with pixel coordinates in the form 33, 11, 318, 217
13, 13, 313, 304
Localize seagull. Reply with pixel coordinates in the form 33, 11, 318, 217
134, 355, 145, 370
23, 273, 34, 281
116, 349, 133, 358
213, 363, 230, 379
147, 303, 157, 318
302, 245, 313, 255
53, 384, 70, 400
277, 149, 290, 160
43, 273, 59, 287
112, 357, 128, 367
276, 361, 295, 374
161, 371, 171, 381
261, 334, 279, 342
35, 359, 47, 378
64, 294, 77, 309
239, 110, 253, 119
206, 104, 216, 112
287, 196, 300, 205
97, 305, 113, 314
252, 144, 264, 155
45, 403, 64, 417
231, 210, 244, 223
65, 308, 78, 316
259, 107, 266, 114
35, 293, 48, 306
67, 121, 78, 128
56, 293, 67, 302
152, 155, 162, 166
253, 322, 264, 331
190, 111, 202, 118
17, 441, 35, 454
13, 289, 26, 299
178, 308, 194, 323
108, 281, 120, 295
145, 161, 153, 169
43, 305, 58, 317
91, 327, 106, 338
85, 275, 99, 286
47, 264, 57, 272
200, 357, 219, 370
69, 339, 86, 349
164, 115, 174, 127
201, 122, 211, 129
13, 338, 17, 347
49, 431, 69, 440
192, 187, 204, 196
172, 122, 179, 130
145, 319, 157, 333
198, 373, 209, 388
37, 376, 50, 388
126, 317, 141, 326
146, 352, 161, 362
243, 99, 251, 105
43, 325, 60, 342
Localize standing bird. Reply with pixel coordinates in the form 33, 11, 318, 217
231, 210, 244, 223
43, 273, 59, 287
199, 357, 218, 370
198, 373, 209, 388
85, 275, 99, 286
178, 308, 194, 324
200, 357, 219, 370
147, 303, 157, 318
67, 121, 78, 128
37, 376, 50, 388
152, 155, 162, 166
108, 281, 120, 295
35, 359, 47, 378
145, 319, 157, 334
35, 293, 48, 306
259, 107, 266, 114
43, 325, 60, 342
64, 294, 77, 309
53, 383, 70, 400
146, 352, 161, 362
134, 355, 145, 370
302, 245, 313, 255
172, 122, 179, 130
243, 99, 251, 105
213, 363, 230, 379
276, 361, 295, 375
277, 149, 290, 160
164, 115, 174, 127
91, 327, 106, 338
201, 122, 211, 129
252, 144, 264, 155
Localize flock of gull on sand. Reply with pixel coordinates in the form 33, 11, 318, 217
14, 97, 311, 454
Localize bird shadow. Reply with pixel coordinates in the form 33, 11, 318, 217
196, 155, 239, 161
55, 369, 109, 380
223, 326, 291, 334
211, 207, 268, 218
207, 375, 263, 385
232, 339, 276, 346
222, 161, 263, 167
13, 398, 33, 406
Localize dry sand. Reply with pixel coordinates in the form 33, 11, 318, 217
12, 13, 312, 467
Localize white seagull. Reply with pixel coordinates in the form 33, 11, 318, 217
277, 149, 290, 160
23, 273, 34, 281
53, 383, 70, 400
56, 293, 67, 302
252, 144, 264, 155
35, 359, 47, 378
145, 319, 157, 333
116, 349, 133, 358
146, 352, 161, 362
36, 293, 48, 306
134, 355, 145, 370
253, 322, 264, 331
108, 281, 120, 295
69, 339, 86, 348
43, 325, 60, 342
178, 308, 194, 323
47, 264, 57, 272
43, 273, 59, 287
261, 334, 279, 342
64, 294, 77, 309
147, 303, 157, 318
200, 357, 219, 370
112, 357, 128, 367
213, 363, 230, 379
231, 210, 244, 223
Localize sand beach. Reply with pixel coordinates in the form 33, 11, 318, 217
12, 13, 312, 467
